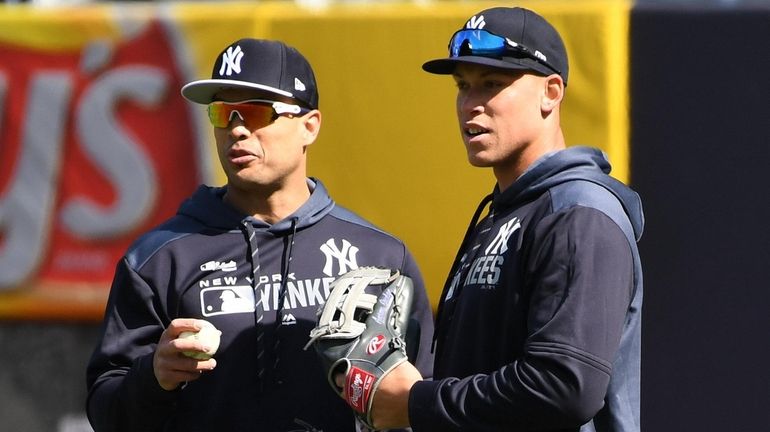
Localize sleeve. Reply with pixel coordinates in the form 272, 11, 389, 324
380, 247, 435, 432
408, 207, 633, 431
85, 257, 177, 432
400, 248, 435, 381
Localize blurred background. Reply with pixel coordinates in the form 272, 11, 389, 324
0, 0, 768, 431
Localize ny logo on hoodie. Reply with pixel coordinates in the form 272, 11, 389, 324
320, 238, 359, 276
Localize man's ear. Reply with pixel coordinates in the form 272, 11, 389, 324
541, 74, 565, 114
301, 110, 322, 146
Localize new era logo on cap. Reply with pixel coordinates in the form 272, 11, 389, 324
294, 77, 306, 91
181, 38, 319, 109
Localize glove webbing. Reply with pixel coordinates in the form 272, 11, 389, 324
305, 268, 399, 349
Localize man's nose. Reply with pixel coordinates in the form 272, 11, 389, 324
458, 93, 485, 115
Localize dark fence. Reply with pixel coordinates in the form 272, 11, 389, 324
631, 3, 770, 430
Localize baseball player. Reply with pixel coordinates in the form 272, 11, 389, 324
85, 38, 434, 432
311, 7, 644, 432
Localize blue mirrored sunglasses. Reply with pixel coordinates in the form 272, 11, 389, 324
448, 29, 562, 75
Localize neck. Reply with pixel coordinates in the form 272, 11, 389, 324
495, 128, 566, 192
224, 178, 311, 225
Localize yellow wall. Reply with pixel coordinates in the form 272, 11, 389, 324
0, 0, 630, 313
229, 1, 631, 304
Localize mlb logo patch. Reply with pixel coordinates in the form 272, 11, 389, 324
200, 286, 255, 317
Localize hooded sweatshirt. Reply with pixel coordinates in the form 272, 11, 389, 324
86, 178, 434, 432
409, 147, 644, 432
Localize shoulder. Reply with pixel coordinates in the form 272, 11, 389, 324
326, 205, 405, 244
550, 180, 621, 214
125, 215, 203, 270
548, 180, 634, 243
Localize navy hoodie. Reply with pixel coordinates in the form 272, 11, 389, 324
86, 178, 434, 432
409, 147, 644, 432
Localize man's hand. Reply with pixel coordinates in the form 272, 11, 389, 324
153, 318, 217, 391
333, 361, 422, 429
369, 361, 422, 430
307, 267, 418, 428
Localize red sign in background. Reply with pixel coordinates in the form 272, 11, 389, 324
0, 21, 203, 319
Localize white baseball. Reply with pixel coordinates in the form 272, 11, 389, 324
179, 320, 222, 360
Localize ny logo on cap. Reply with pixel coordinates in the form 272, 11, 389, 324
219, 45, 244, 77
466, 15, 486, 30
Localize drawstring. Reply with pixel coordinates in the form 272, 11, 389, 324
240, 217, 298, 389
432, 192, 494, 353
239, 221, 266, 392
273, 217, 297, 384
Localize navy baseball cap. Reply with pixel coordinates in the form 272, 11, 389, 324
422, 7, 569, 85
182, 38, 319, 109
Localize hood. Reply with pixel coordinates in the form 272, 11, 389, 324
177, 177, 336, 233
494, 146, 644, 241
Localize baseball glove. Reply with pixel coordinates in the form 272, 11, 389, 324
304, 267, 414, 430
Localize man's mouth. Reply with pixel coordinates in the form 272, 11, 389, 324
228, 148, 259, 165
465, 127, 489, 137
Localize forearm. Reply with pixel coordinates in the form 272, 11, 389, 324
408, 354, 610, 432
87, 353, 177, 432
